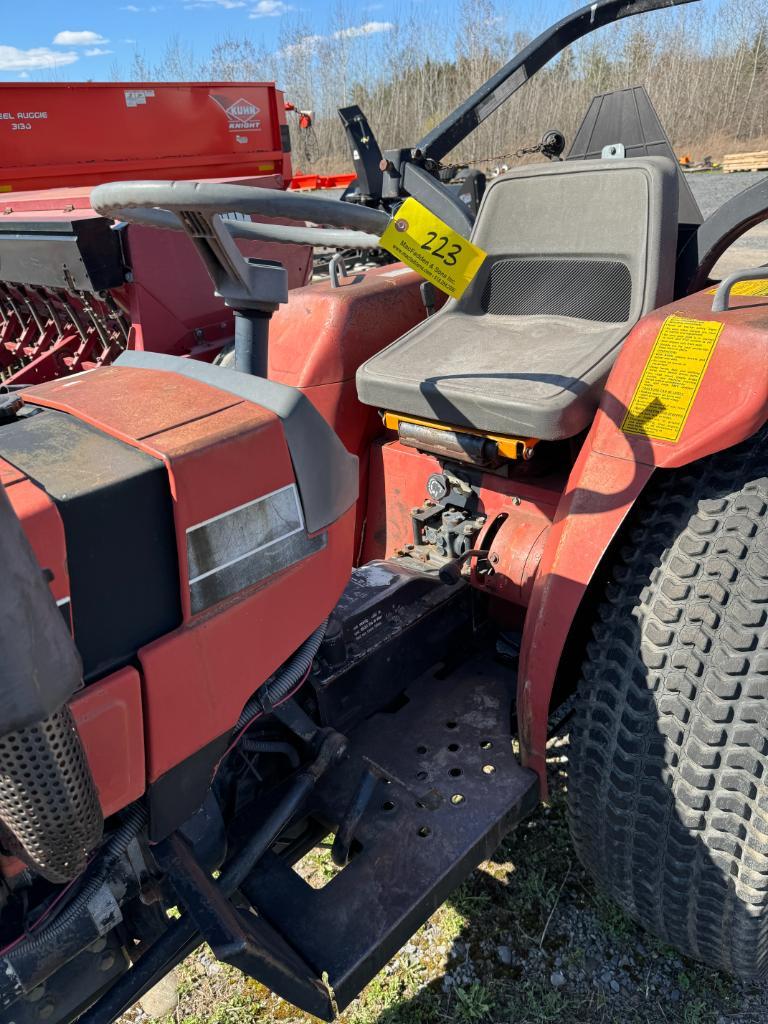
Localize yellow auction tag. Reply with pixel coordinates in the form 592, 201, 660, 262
622, 315, 723, 443
708, 279, 768, 297
379, 197, 487, 299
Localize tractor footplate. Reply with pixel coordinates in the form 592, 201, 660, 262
242, 654, 538, 1016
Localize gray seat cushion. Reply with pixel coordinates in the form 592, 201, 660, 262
357, 157, 679, 441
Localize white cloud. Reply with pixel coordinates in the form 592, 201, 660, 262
333, 21, 393, 39
120, 4, 161, 10
279, 20, 393, 57
186, 0, 246, 7
18, 71, 30, 79
52, 30, 109, 46
249, 0, 292, 17
0, 44, 79, 70
279, 34, 322, 58
85, 47, 114, 56
122, 5, 141, 10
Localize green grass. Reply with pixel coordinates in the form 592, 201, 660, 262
454, 982, 493, 1022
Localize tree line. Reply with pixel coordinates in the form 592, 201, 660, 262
121, 0, 768, 173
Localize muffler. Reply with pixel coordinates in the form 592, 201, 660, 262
0, 484, 102, 883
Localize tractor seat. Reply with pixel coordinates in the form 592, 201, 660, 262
357, 157, 679, 441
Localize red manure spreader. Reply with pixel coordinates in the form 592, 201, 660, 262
0, 1, 767, 1021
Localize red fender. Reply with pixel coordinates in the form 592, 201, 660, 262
518, 285, 768, 793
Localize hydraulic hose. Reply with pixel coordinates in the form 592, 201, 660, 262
235, 619, 328, 732
0, 804, 147, 1009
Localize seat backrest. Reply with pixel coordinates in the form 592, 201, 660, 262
457, 156, 679, 326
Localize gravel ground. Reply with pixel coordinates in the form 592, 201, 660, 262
686, 171, 768, 278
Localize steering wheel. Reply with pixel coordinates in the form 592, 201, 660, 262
90, 180, 395, 375
90, 179, 389, 257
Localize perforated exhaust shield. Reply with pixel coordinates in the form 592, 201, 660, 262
0, 480, 104, 882
0, 704, 103, 883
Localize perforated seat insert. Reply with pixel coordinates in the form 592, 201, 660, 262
481, 256, 632, 321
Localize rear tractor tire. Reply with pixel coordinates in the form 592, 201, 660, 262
568, 425, 768, 980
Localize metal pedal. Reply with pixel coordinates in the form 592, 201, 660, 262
242, 655, 538, 1015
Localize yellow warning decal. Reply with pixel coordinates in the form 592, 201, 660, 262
622, 315, 723, 443
0, 185, 11, 193
379, 197, 487, 299
708, 279, 768, 297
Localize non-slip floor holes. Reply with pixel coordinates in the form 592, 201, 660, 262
451, 794, 465, 805
382, 801, 396, 812
449, 767, 463, 778
446, 721, 458, 730
448, 743, 461, 752
416, 745, 428, 755
483, 764, 496, 775
416, 770, 428, 781
480, 740, 493, 750
418, 826, 431, 838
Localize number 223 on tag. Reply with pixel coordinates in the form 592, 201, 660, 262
379, 197, 487, 300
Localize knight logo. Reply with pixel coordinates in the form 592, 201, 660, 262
211, 94, 262, 132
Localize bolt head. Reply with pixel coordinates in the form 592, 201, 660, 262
100, 952, 116, 972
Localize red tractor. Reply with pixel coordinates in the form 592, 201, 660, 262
1, 1, 767, 1021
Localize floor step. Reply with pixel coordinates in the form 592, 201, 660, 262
243, 654, 539, 1015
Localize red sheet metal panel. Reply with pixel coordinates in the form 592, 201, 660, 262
364, 438, 562, 565
2, 465, 70, 609
517, 286, 768, 794
0, 82, 292, 192
138, 506, 355, 782
70, 667, 145, 817
269, 265, 446, 556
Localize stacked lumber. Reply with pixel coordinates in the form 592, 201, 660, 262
722, 151, 768, 173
